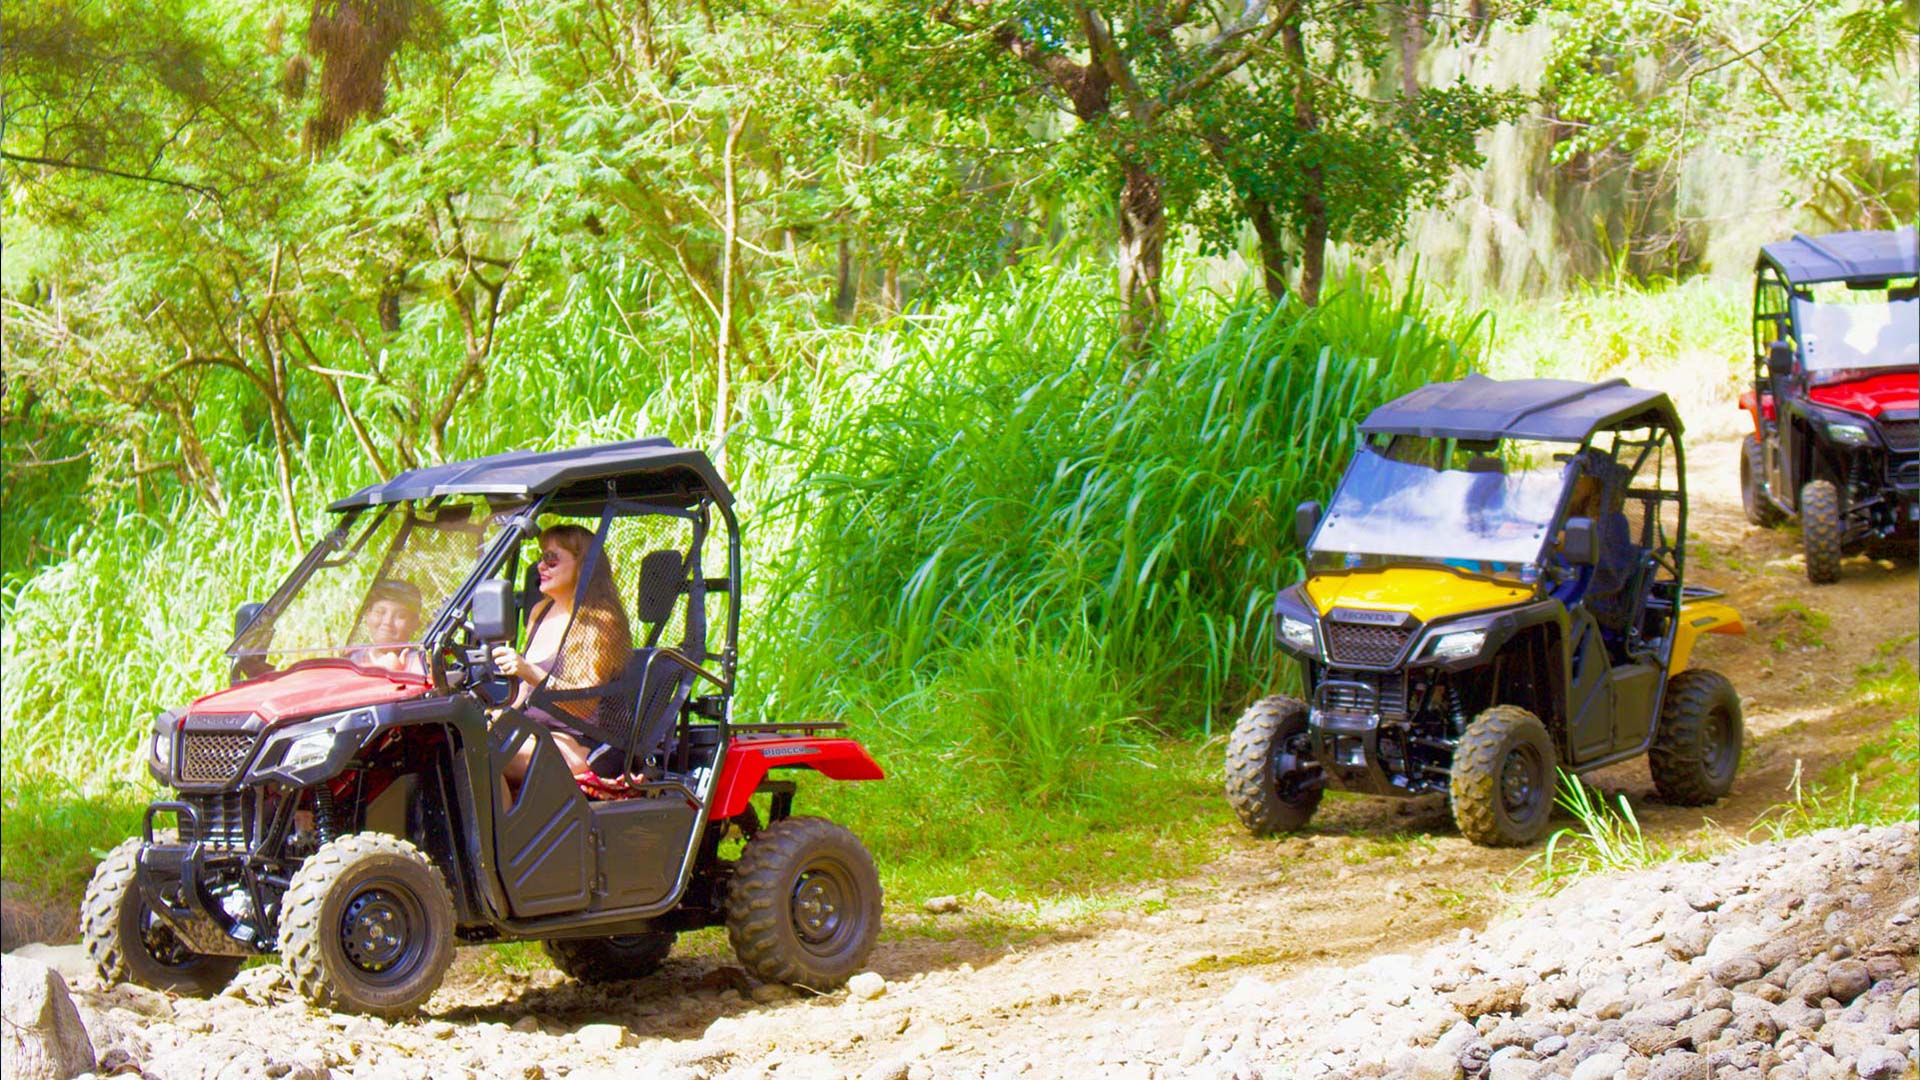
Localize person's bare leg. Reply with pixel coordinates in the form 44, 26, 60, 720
500, 742, 533, 812
551, 732, 596, 775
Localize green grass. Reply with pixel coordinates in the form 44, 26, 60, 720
1765, 600, 1831, 653
1750, 659, 1920, 839
1527, 773, 1678, 892
0, 774, 153, 916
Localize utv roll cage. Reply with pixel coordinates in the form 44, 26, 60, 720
1751, 227, 1920, 373
1351, 374, 1690, 657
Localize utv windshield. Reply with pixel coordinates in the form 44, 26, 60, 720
1308, 445, 1571, 578
1795, 296, 1919, 384
229, 499, 508, 674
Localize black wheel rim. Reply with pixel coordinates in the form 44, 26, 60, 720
1702, 708, 1735, 783
1269, 734, 1315, 807
139, 906, 195, 968
1499, 742, 1546, 821
339, 879, 428, 986
789, 859, 861, 959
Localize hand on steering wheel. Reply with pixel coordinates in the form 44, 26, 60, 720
490, 643, 529, 680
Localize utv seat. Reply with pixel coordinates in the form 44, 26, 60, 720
551, 546, 709, 801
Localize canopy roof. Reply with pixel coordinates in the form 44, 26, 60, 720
1360, 375, 1680, 443
329, 438, 733, 511
1759, 227, 1918, 286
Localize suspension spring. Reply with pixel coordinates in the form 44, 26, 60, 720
313, 785, 337, 845
1446, 683, 1469, 732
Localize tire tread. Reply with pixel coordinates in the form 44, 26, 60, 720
1224, 696, 1321, 835
278, 833, 455, 1018
724, 816, 879, 990
1449, 705, 1554, 848
1650, 668, 1743, 806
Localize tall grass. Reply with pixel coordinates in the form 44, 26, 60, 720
762, 269, 1480, 741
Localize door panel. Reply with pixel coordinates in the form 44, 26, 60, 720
588, 800, 699, 911
490, 713, 592, 917
1608, 663, 1661, 753
1566, 610, 1614, 764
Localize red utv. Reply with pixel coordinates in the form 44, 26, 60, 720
1740, 227, 1919, 581
82, 440, 885, 1016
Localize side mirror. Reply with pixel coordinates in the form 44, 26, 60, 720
1295, 501, 1323, 548
1766, 340, 1794, 379
471, 580, 516, 644
234, 602, 265, 640
1562, 517, 1599, 566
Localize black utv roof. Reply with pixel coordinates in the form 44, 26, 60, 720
328, 437, 733, 511
1759, 227, 1919, 286
1360, 375, 1680, 443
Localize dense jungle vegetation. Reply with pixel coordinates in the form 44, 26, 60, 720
3, 0, 1915, 907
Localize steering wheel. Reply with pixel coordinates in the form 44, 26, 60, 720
437, 620, 512, 706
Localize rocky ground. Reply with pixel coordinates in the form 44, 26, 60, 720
8, 823, 1915, 1080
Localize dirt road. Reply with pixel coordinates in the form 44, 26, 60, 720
48, 434, 1920, 1080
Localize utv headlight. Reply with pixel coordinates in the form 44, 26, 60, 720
280, 728, 342, 772
1425, 629, 1488, 661
249, 709, 376, 781
148, 711, 178, 780
1279, 616, 1319, 655
1827, 422, 1871, 447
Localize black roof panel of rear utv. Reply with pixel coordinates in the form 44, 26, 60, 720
1359, 375, 1680, 443
1760, 227, 1919, 286
329, 438, 733, 511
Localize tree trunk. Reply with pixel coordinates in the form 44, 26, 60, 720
1247, 200, 1289, 302
1116, 159, 1166, 348
1398, 2, 1427, 98
1299, 199, 1329, 307
1283, 16, 1328, 308
834, 236, 856, 322
713, 108, 747, 469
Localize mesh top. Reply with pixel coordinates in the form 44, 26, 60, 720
1760, 227, 1919, 286
1360, 375, 1680, 443
329, 438, 732, 511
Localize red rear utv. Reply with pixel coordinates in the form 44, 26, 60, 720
1740, 227, 1919, 581
83, 440, 885, 1016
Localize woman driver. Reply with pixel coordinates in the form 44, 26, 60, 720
490, 524, 633, 789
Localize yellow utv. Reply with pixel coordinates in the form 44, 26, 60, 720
1227, 375, 1746, 846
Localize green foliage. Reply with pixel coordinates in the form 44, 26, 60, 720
0, 774, 151, 913
1545, 0, 1919, 232
767, 269, 1480, 730
1529, 773, 1674, 891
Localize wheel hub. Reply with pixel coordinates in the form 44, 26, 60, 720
791, 871, 845, 946
342, 889, 411, 973
1703, 711, 1732, 778
1500, 746, 1540, 815
1270, 738, 1315, 804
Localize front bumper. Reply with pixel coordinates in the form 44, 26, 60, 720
135, 802, 260, 956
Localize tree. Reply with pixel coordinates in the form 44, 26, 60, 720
1191, 5, 1523, 304
1545, 0, 1918, 247
839, 1, 1300, 344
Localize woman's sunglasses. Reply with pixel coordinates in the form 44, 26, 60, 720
538, 550, 568, 567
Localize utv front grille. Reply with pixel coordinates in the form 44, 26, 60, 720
179, 732, 256, 785
1318, 673, 1409, 719
1324, 623, 1414, 667
184, 793, 249, 850
1880, 417, 1919, 452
